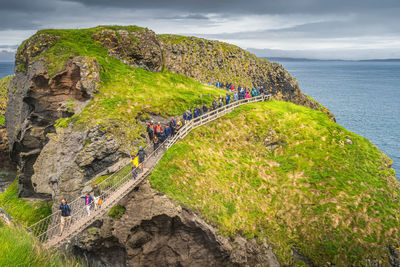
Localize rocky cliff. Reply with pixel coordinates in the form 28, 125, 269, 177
6, 25, 333, 199
70, 180, 279, 267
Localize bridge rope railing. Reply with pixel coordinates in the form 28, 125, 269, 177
27, 95, 267, 245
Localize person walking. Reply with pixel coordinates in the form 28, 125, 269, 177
59, 199, 71, 236
202, 104, 208, 114
169, 119, 176, 136
155, 122, 162, 137
136, 146, 147, 171
212, 99, 218, 110
131, 153, 139, 180
225, 93, 231, 105
81, 193, 94, 217
147, 121, 155, 141
92, 184, 101, 211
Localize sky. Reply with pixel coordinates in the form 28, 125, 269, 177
1, 0, 400, 60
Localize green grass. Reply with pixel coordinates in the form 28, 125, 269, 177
18, 26, 226, 152
0, 226, 84, 267
0, 75, 13, 125
149, 101, 400, 266
108, 205, 126, 219
0, 180, 51, 226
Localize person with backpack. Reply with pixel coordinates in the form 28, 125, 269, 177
147, 121, 155, 141
59, 199, 71, 236
153, 135, 159, 151
164, 125, 172, 139
136, 146, 147, 171
233, 92, 239, 101
155, 122, 162, 137
176, 120, 183, 131
212, 99, 218, 110
92, 184, 101, 211
202, 104, 208, 114
218, 96, 224, 107
131, 153, 138, 180
81, 193, 94, 217
169, 119, 176, 136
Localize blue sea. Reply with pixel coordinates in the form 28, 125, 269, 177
0, 62, 14, 78
0, 60, 399, 176
274, 59, 400, 177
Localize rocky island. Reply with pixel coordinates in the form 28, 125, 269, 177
0, 25, 399, 266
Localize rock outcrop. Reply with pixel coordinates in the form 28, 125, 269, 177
70, 180, 279, 267
6, 56, 100, 197
31, 126, 129, 201
95, 30, 334, 120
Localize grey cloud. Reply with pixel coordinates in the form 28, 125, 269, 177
60, 0, 400, 14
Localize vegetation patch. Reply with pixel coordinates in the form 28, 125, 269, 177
0, 75, 13, 126
108, 205, 126, 219
149, 101, 400, 266
0, 180, 51, 226
0, 226, 83, 267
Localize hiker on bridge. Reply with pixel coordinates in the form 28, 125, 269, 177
202, 104, 208, 114
212, 99, 218, 110
59, 199, 71, 236
147, 121, 155, 141
92, 184, 101, 211
81, 193, 94, 217
233, 91, 239, 101
251, 88, 258, 97
176, 120, 182, 131
131, 153, 139, 180
219, 96, 224, 107
164, 125, 172, 139
136, 146, 147, 171
225, 93, 231, 105
169, 119, 177, 136
155, 122, 162, 137
153, 135, 159, 151
194, 106, 201, 118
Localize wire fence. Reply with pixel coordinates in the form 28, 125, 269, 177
27, 95, 267, 246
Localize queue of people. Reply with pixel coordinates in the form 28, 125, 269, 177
58, 81, 269, 236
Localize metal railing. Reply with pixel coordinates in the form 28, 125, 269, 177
27, 95, 267, 247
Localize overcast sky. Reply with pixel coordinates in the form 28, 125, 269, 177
1, 0, 400, 60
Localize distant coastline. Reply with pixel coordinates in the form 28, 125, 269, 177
266, 57, 400, 62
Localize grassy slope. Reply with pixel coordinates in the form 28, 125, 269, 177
0, 180, 51, 226
20, 26, 227, 150
0, 226, 83, 267
0, 75, 13, 126
149, 101, 399, 265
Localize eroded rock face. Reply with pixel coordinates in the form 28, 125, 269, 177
31, 126, 129, 202
6, 57, 100, 197
92, 29, 163, 72
92, 30, 334, 120
71, 180, 280, 267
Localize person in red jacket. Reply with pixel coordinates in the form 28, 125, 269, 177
155, 122, 162, 137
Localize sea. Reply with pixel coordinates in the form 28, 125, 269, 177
0, 60, 399, 177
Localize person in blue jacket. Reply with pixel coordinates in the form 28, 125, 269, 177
164, 125, 172, 138
225, 93, 231, 105
59, 199, 71, 236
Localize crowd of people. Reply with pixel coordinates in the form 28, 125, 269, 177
58, 81, 269, 236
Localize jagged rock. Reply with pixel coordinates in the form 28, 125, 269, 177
71, 180, 280, 267
31, 126, 129, 202
264, 129, 280, 152
92, 29, 163, 72
6, 57, 100, 197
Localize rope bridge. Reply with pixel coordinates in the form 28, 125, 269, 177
27, 95, 267, 249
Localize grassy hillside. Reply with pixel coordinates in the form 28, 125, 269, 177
0, 180, 51, 226
18, 26, 226, 148
0, 226, 83, 267
0, 75, 13, 126
149, 101, 399, 265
